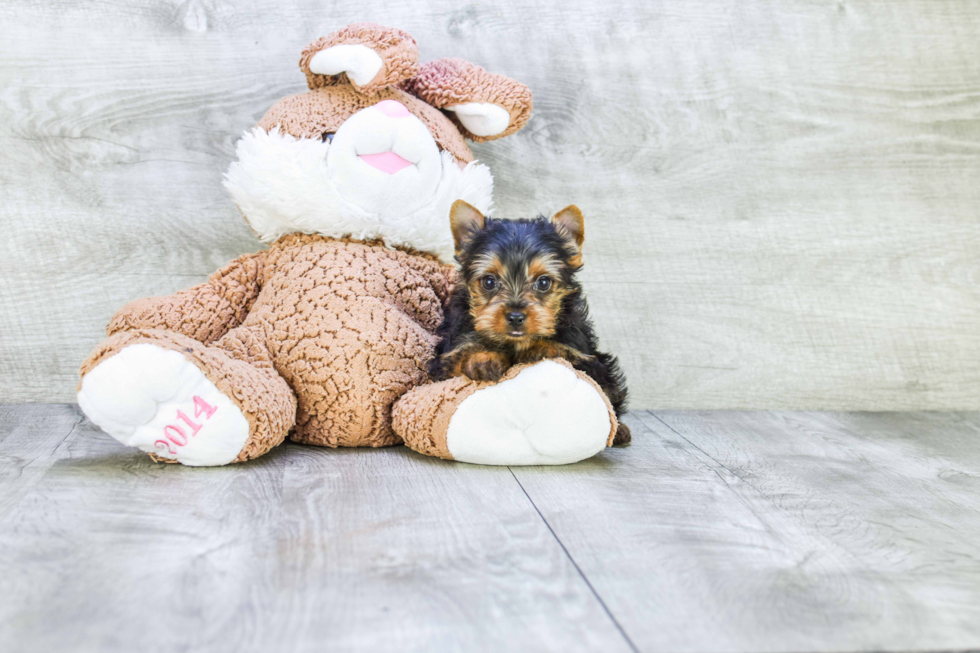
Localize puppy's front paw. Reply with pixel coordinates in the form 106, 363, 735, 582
462, 351, 508, 382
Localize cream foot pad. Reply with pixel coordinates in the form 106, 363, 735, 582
393, 359, 617, 465
78, 344, 250, 466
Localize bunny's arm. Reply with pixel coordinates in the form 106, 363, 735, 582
106, 251, 267, 345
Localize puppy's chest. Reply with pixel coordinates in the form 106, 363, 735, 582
508, 337, 592, 367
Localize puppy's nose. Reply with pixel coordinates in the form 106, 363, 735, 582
506, 312, 526, 327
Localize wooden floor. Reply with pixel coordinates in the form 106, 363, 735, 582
1, 406, 979, 652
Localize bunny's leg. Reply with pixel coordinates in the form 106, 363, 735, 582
78, 326, 295, 466
392, 359, 616, 466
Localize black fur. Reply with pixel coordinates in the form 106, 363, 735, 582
429, 215, 630, 422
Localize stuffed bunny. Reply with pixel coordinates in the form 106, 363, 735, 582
77, 23, 617, 466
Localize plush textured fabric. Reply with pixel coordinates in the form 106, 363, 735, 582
394, 359, 617, 463
77, 343, 253, 465
258, 85, 474, 165
105, 253, 266, 344
300, 23, 419, 93
402, 58, 534, 142
261, 236, 453, 447
392, 374, 479, 460
224, 127, 493, 264
76, 23, 614, 468
90, 236, 456, 450
79, 328, 296, 464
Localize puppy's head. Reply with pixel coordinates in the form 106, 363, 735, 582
449, 200, 585, 343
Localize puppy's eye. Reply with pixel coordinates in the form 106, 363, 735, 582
535, 276, 553, 292
322, 132, 335, 143
480, 275, 497, 291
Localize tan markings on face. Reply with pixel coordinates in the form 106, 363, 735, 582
522, 302, 555, 338
469, 255, 508, 336
469, 252, 572, 340
520, 254, 570, 338
527, 255, 561, 281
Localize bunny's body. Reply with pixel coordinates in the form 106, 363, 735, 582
78, 24, 619, 466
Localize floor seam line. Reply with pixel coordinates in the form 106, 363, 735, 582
643, 411, 798, 537
645, 411, 769, 496
643, 411, 901, 571
507, 466, 640, 653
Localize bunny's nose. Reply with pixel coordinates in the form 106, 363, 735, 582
375, 100, 411, 118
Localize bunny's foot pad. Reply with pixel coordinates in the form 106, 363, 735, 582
78, 344, 249, 466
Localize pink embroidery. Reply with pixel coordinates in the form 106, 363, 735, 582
176, 410, 202, 437
164, 425, 187, 446
155, 440, 177, 456
194, 395, 217, 419
158, 395, 218, 456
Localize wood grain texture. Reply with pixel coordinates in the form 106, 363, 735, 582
511, 410, 980, 651
0, 404, 630, 653
0, 403, 82, 520
2, 0, 980, 408
4, 404, 980, 652
266, 444, 630, 653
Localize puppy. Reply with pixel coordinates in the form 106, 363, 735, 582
428, 200, 631, 445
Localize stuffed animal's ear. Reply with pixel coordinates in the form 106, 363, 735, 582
299, 23, 419, 93
551, 205, 585, 249
450, 200, 486, 252
402, 58, 532, 142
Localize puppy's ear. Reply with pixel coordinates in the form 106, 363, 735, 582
450, 200, 486, 251
551, 205, 585, 249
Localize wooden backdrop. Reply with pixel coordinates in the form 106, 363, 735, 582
2, 0, 979, 409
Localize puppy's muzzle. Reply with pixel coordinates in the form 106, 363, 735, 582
506, 311, 526, 336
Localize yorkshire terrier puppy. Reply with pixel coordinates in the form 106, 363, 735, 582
428, 200, 631, 445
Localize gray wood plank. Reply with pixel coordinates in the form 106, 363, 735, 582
0, 405, 631, 653
263, 445, 632, 653
3, 1, 980, 409
511, 410, 980, 652
649, 409, 980, 649
0, 403, 82, 520
0, 408, 291, 653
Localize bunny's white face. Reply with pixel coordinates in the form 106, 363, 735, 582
222, 32, 533, 263
223, 103, 494, 264
326, 99, 445, 216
